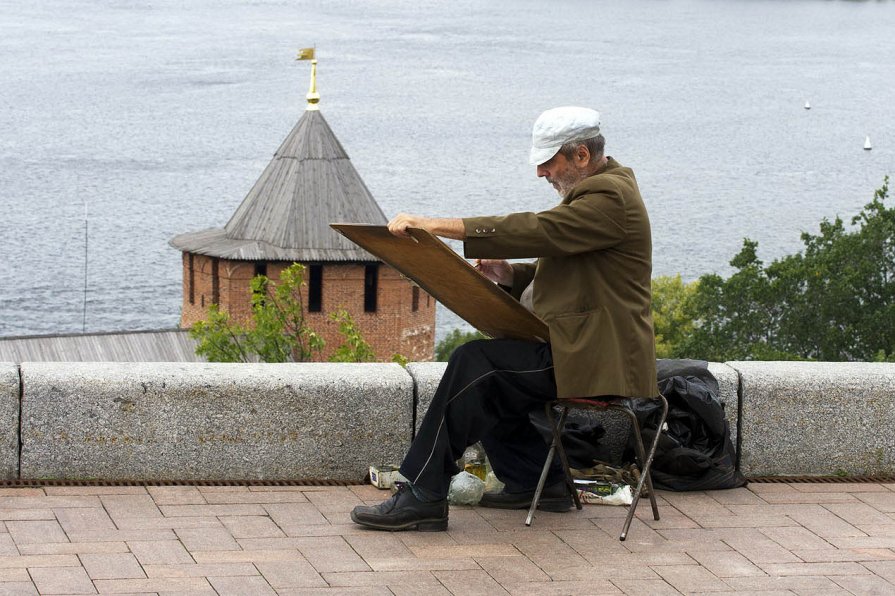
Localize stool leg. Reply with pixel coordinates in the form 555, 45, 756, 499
525, 439, 555, 526
549, 405, 582, 512
526, 404, 569, 526
620, 396, 669, 541
627, 409, 660, 520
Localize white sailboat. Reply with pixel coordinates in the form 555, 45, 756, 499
804, 101, 811, 110
864, 136, 872, 150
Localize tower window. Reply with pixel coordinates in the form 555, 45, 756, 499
211, 258, 220, 306
188, 254, 195, 305
412, 286, 420, 312
251, 262, 268, 305
309, 264, 323, 312
364, 264, 379, 312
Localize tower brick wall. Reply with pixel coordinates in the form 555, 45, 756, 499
179, 254, 435, 362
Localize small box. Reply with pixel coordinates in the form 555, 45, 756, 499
369, 465, 400, 489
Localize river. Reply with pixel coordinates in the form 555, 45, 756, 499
1, 0, 893, 340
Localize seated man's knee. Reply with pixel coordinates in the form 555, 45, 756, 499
447, 338, 490, 364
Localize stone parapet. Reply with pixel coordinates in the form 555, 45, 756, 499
708, 362, 740, 450
405, 362, 447, 436
19, 362, 412, 481
0, 364, 19, 479
729, 361, 895, 477
5, 360, 895, 481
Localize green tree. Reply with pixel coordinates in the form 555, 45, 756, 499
190, 264, 390, 364
650, 275, 698, 358
189, 304, 252, 363
190, 263, 324, 362
678, 240, 799, 361
679, 177, 894, 362
328, 308, 376, 362
775, 177, 895, 360
435, 328, 487, 361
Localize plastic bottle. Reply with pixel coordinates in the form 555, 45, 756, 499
462, 443, 487, 481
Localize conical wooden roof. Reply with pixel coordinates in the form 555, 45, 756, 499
170, 110, 386, 261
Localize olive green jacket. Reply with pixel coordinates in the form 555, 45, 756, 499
463, 158, 658, 399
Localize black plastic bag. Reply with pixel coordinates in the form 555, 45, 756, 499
529, 409, 611, 469
627, 359, 746, 491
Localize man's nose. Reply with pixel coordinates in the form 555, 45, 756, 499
536, 164, 548, 177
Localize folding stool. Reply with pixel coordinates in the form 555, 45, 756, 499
526, 395, 669, 541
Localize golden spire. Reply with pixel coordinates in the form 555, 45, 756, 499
297, 47, 319, 111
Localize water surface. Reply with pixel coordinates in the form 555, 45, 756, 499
1, 0, 893, 339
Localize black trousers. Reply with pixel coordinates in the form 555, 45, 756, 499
399, 339, 565, 499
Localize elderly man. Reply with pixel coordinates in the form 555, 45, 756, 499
351, 106, 657, 532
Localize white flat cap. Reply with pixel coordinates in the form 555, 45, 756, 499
529, 106, 601, 166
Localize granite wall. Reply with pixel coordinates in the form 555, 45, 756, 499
18, 362, 412, 481
0, 364, 19, 478
732, 361, 895, 477
1, 361, 893, 481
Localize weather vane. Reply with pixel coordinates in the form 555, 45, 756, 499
297, 47, 319, 111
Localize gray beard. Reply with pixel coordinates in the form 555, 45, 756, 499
549, 170, 587, 197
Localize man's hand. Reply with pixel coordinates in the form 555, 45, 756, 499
387, 213, 467, 240
388, 213, 430, 238
474, 259, 514, 287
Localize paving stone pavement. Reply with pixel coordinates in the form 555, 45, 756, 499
0, 482, 893, 594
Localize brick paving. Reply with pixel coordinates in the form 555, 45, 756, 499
0, 483, 892, 594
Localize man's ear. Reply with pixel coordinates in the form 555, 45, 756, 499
576, 144, 591, 166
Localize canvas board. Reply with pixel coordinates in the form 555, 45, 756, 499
331, 224, 549, 343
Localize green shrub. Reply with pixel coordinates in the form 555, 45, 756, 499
435, 328, 487, 361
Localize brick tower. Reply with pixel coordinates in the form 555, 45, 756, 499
169, 56, 435, 361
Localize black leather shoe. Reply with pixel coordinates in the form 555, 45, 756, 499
351, 484, 449, 531
479, 481, 572, 512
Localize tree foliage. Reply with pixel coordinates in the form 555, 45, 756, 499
190, 263, 323, 363
651, 275, 699, 359
328, 308, 376, 362
190, 263, 406, 364
662, 177, 894, 362
435, 328, 487, 361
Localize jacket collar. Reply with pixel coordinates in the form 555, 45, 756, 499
562, 156, 620, 203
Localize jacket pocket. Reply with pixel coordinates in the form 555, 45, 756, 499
549, 307, 608, 354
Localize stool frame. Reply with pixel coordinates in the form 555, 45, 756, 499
526, 395, 669, 541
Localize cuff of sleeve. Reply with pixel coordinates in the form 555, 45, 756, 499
463, 218, 498, 238
462, 218, 500, 258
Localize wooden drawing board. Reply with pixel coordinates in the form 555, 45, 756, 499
331, 224, 549, 343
